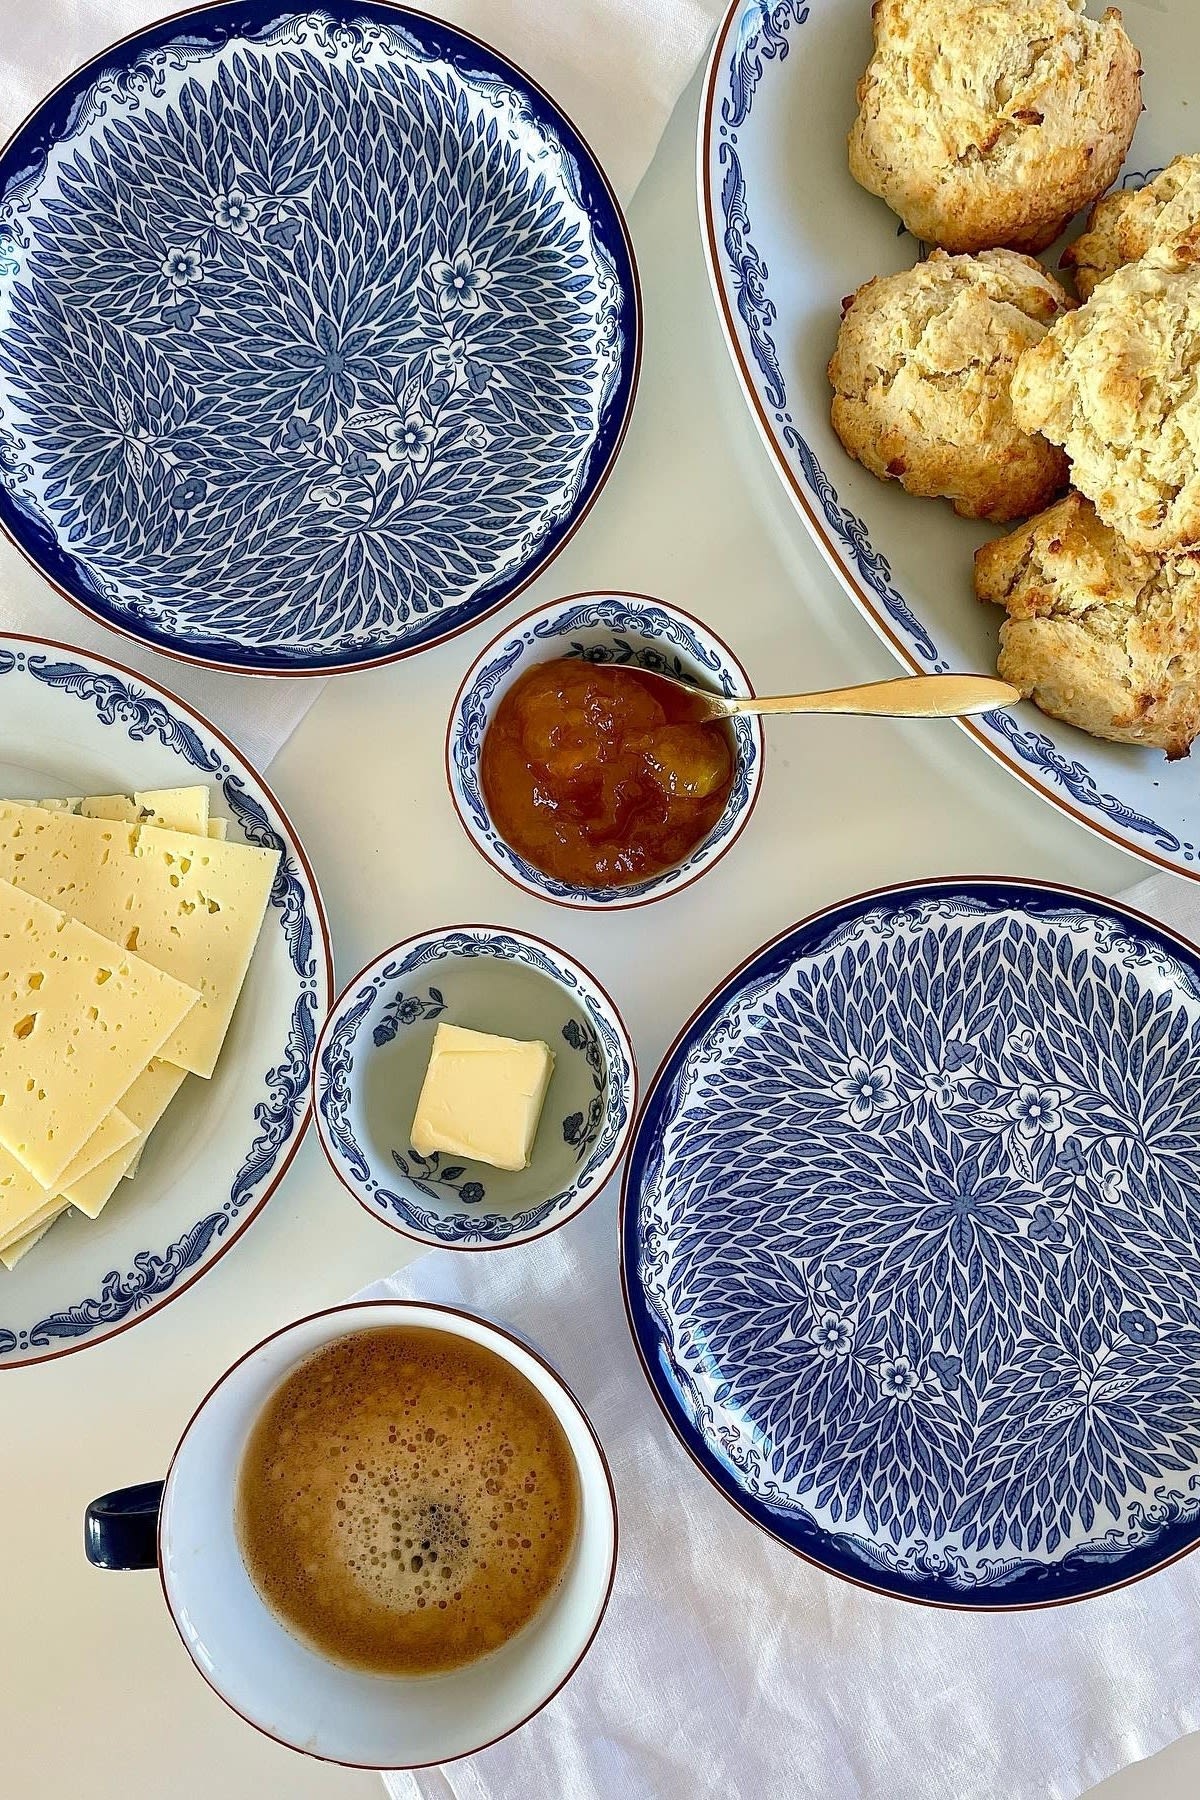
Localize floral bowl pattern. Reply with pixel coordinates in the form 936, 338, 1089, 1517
622, 878, 1200, 1607
446, 592, 764, 909
0, 3, 638, 674
314, 925, 636, 1248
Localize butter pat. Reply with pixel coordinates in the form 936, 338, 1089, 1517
410, 1023, 555, 1173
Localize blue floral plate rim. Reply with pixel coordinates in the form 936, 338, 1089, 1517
313, 921, 638, 1251
0, 629, 334, 1367
0, 0, 641, 676
621, 875, 1200, 1609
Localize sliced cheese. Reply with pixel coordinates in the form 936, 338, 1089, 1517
0, 1211, 60, 1270
0, 806, 277, 1078
62, 1131, 143, 1220
33, 787, 211, 835
0, 1198, 63, 1260
0, 1108, 138, 1245
113, 1058, 188, 1185
0, 877, 198, 1186
208, 818, 228, 841
59, 1107, 139, 1187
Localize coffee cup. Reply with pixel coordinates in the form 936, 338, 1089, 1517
84, 1300, 617, 1769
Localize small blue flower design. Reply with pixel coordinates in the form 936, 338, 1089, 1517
385, 412, 435, 465
878, 1356, 919, 1401
1008, 1083, 1062, 1139
213, 189, 259, 234
430, 337, 470, 379
1120, 1309, 1159, 1346
943, 1037, 974, 1072
1056, 1136, 1088, 1175
1029, 1203, 1066, 1245
281, 416, 320, 449
161, 246, 202, 285
459, 1181, 486, 1205
429, 251, 492, 312
169, 476, 206, 509
833, 1055, 896, 1124
810, 1312, 853, 1358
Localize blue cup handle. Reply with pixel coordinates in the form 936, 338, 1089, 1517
84, 1481, 164, 1570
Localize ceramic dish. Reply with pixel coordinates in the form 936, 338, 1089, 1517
699, 0, 1200, 881
0, 633, 332, 1366
0, 1, 639, 675
314, 925, 636, 1248
623, 877, 1200, 1608
447, 592, 764, 909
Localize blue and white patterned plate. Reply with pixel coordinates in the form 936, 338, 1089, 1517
623, 879, 1200, 1606
0, 633, 331, 1365
314, 925, 636, 1248
700, 0, 1200, 880
0, 3, 638, 674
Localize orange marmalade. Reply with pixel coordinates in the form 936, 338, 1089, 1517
480, 658, 734, 889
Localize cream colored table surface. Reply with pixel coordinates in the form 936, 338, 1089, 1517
0, 72, 1197, 1800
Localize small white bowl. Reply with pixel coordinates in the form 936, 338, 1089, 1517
313, 925, 637, 1249
446, 591, 764, 909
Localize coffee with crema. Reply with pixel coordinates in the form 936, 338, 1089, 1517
235, 1325, 581, 1676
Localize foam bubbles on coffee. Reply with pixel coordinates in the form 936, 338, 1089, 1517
235, 1326, 581, 1676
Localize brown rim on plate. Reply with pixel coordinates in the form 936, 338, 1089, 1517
697, 0, 1189, 883
156, 1297, 620, 1769
619, 872, 1200, 1611
313, 924, 639, 1251
0, 629, 334, 1369
443, 589, 766, 913
0, 0, 642, 679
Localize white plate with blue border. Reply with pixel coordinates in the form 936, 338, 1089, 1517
700, 0, 1200, 881
0, 2, 639, 675
0, 633, 331, 1366
623, 878, 1200, 1607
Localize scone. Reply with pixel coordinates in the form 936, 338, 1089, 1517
1063, 154, 1200, 298
848, 0, 1142, 254
828, 250, 1071, 521
975, 491, 1200, 757
1011, 252, 1200, 552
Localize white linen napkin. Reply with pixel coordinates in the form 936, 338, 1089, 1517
0, 0, 723, 765
368, 872, 1200, 1800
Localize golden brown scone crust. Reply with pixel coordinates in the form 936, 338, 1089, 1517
974, 491, 1200, 756
1063, 154, 1200, 298
848, 0, 1142, 255
1011, 253, 1200, 551
828, 249, 1071, 521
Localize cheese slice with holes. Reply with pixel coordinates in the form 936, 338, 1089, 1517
0, 877, 199, 1186
33, 787, 211, 835
208, 818, 227, 841
0, 806, 277, 1078
0, 1210, 60, 1269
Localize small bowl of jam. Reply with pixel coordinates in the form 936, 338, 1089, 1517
447, 593, 764, 908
